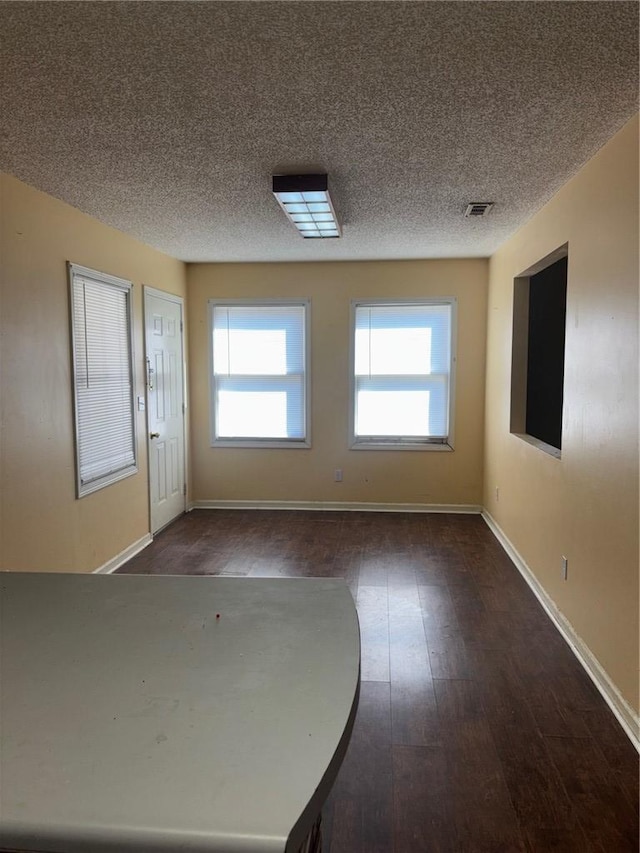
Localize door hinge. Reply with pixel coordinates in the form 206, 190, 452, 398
183, 484, 187, 496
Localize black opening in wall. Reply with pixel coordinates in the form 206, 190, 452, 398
525, 256, 568, 450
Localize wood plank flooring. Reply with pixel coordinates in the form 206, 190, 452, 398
118, 510, 639, 852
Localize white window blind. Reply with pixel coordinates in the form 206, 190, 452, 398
69, 264, 137, 496
211, 302, 308, 445
353, 301, 454, 446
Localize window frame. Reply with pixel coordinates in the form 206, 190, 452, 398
349, 297, 457, 451
68, 262, 138, 498
208, 298, 311, 449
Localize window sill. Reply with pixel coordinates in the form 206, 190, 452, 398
349, 440, 453, 452
512, 433, 561, 459
78, 465, 138, 498
212, 439, 311, 450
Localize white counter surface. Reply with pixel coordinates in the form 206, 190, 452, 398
0, 573, 360, 853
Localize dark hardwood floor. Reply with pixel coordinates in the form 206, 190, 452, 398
118, 510, 639, 852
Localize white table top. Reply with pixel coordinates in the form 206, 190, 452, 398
0, 573, 360, 853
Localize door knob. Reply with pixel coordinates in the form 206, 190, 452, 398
149, 432, 160, 439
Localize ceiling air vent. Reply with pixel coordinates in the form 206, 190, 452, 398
464, 202, 494, 218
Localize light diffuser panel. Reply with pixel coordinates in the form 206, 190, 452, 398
273, 174, 341, 239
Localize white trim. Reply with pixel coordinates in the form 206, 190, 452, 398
92, 534, 152, 574
191, 500, 481, 514
349, 441, 454, 452
212, 438, 311, 450
69, 262, 132, 293
142, 285, 184, 305
482, 510, 640, 753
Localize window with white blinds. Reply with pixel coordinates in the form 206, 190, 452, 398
69, 264, 137, 496
210, 300, 310, 447
351, 300, 456, 449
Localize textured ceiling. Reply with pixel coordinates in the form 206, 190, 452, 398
0, 1, 638, 263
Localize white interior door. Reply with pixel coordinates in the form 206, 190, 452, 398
144, 288, 186, 534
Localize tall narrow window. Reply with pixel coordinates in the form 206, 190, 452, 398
351, 300, 455, 449
210, 300, 310, 447
69, 263, 137, 497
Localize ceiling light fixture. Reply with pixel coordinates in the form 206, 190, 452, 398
272, 174, 341, 239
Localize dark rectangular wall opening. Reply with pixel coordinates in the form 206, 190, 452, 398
525, 256, 568, 450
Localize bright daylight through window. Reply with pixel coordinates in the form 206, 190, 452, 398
351, 300, 455, 448
210, 301, 309, 447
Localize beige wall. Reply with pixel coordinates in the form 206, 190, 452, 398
3, 116, 636, 720
484, 115, 639, 713
187, 259, 488, 506
0, 174, 187, 572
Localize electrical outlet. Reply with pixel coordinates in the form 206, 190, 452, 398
561, 556, 568, 580
334, 468, 343, 482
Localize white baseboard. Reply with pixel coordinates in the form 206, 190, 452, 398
92, 533, 153, 575
482, 511, 640, 753
190, 499, 482, 514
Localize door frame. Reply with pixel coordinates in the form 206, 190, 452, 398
143, 285, 187, 535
